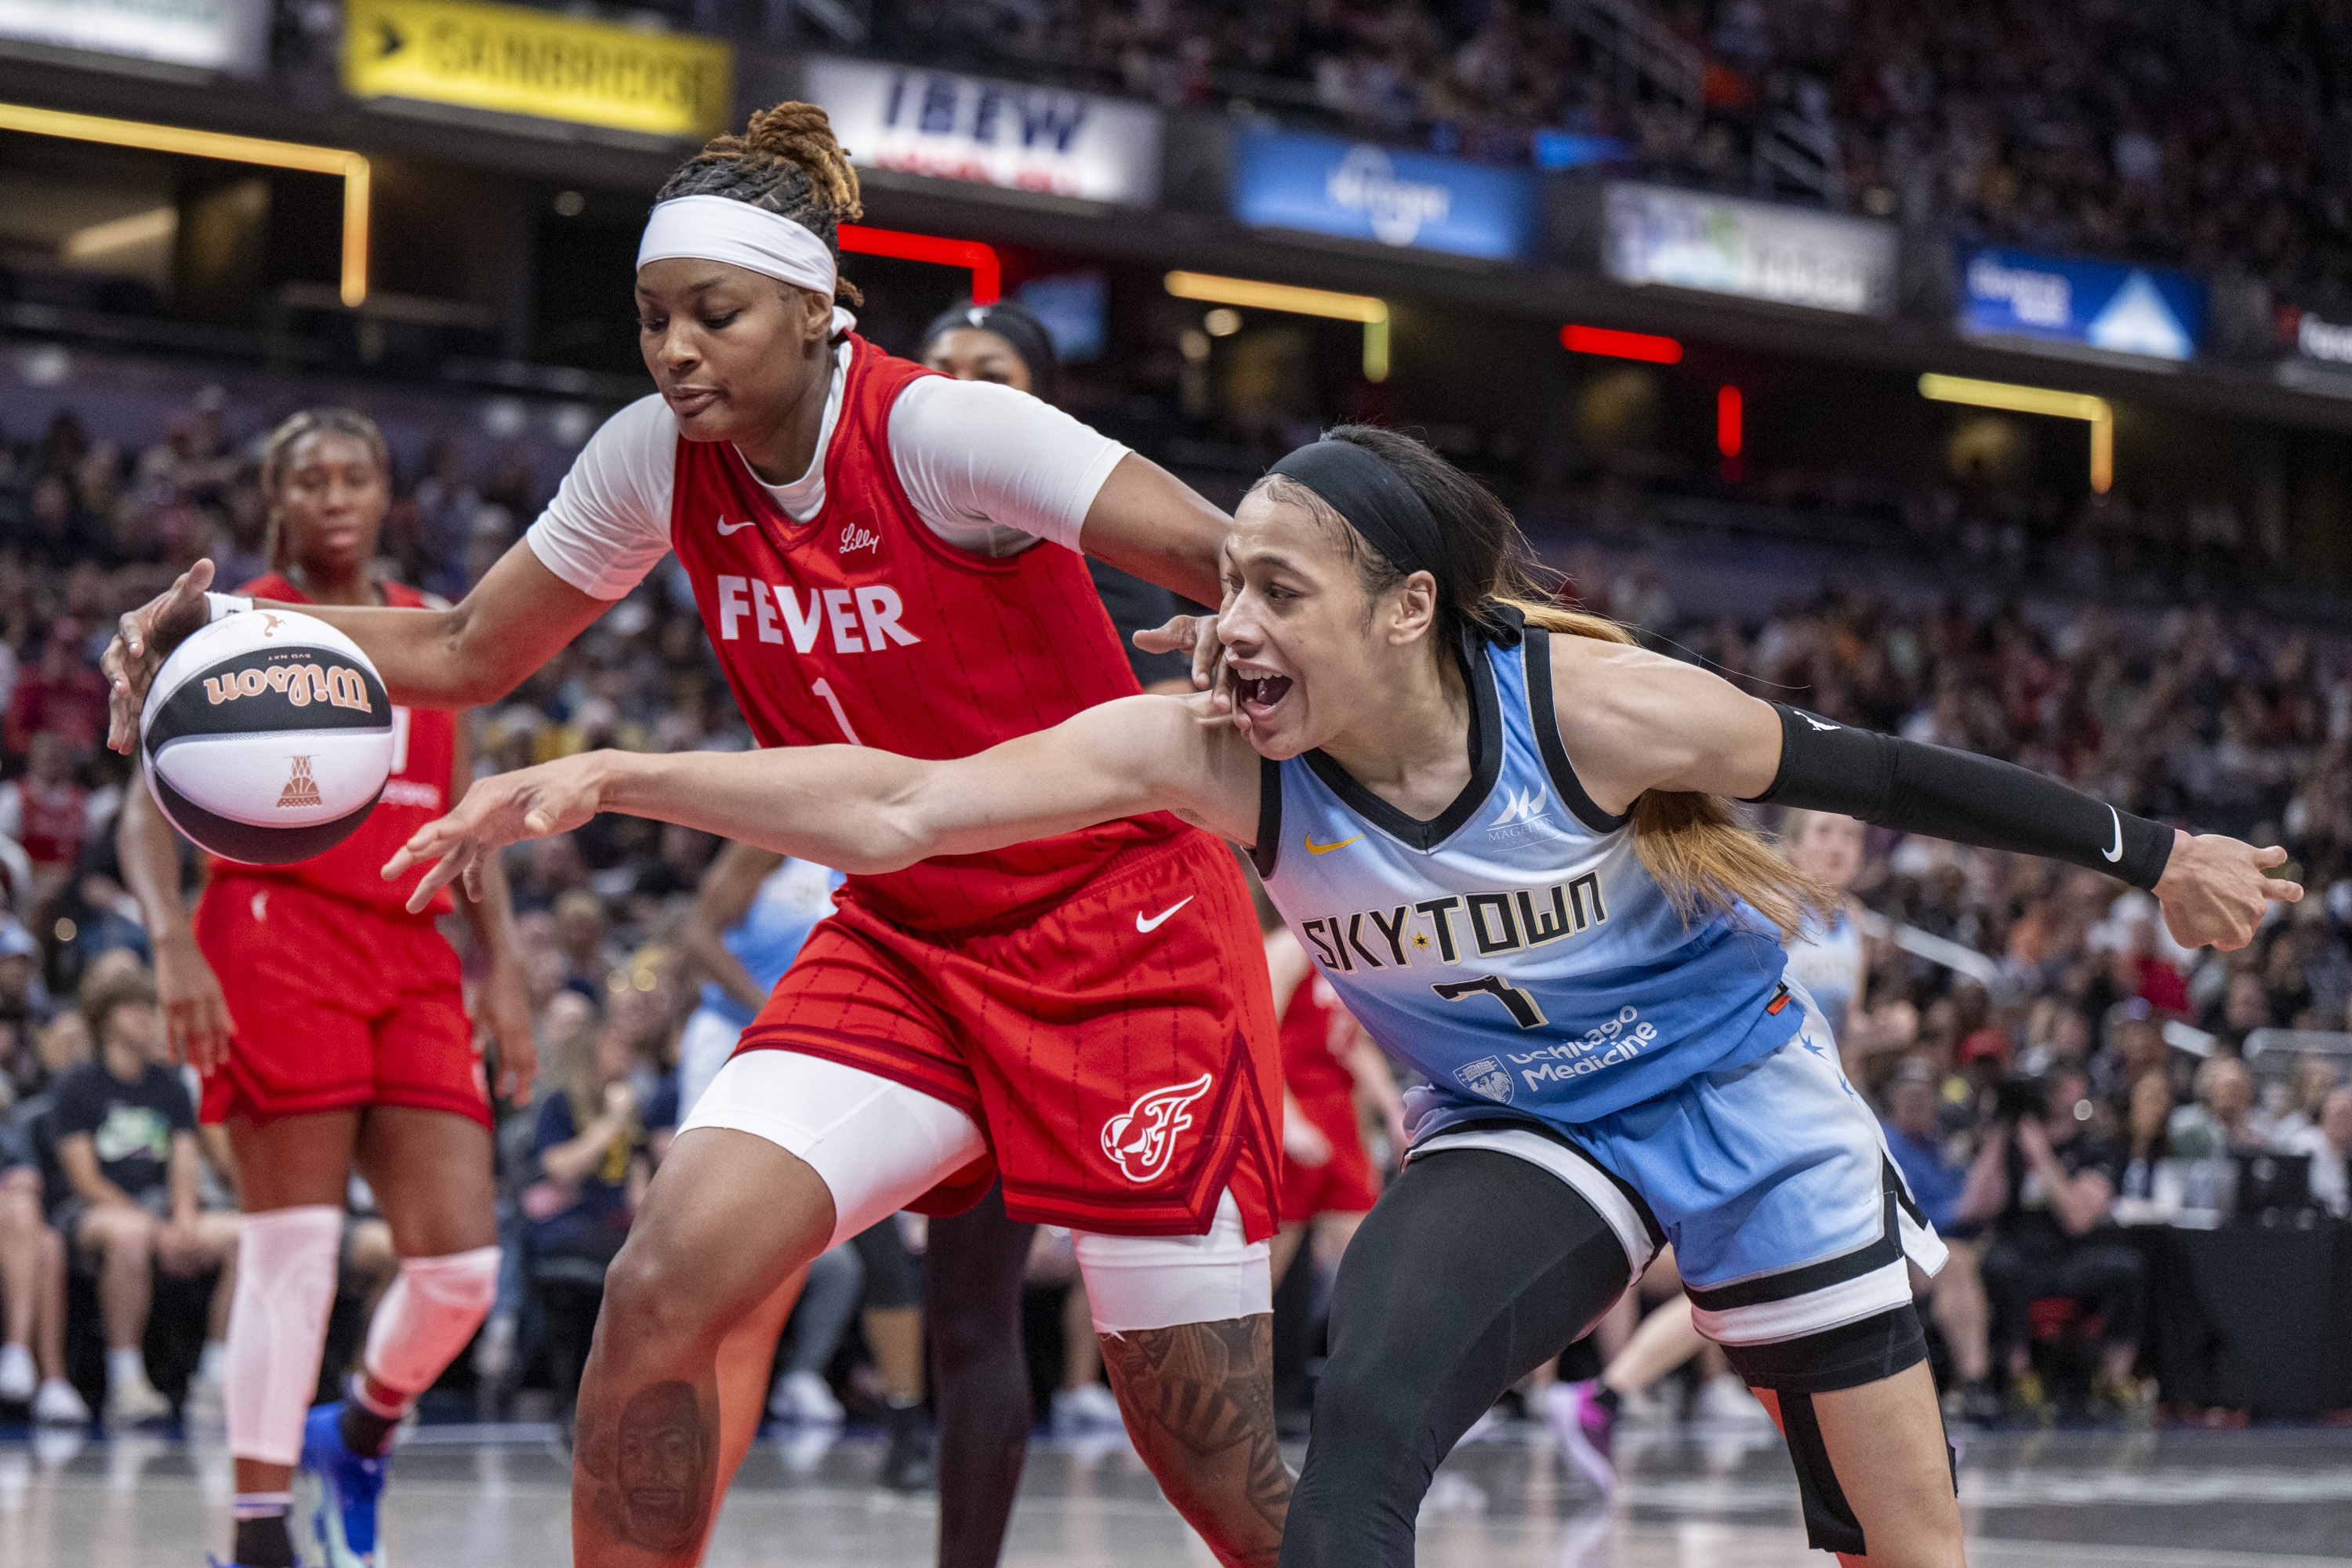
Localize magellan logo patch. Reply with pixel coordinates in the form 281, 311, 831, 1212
1101, 1074, 1214, 1184
205, 662, 372, 712
277, 756, 323, 809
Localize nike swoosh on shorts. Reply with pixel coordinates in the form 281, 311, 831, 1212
1136, 897, 1193, 933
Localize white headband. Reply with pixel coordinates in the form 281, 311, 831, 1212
637, 194, 855, 333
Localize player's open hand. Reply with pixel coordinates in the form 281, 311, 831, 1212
103, 558, 215, 754
386, 754, 612, 913
2152, 830, 2302, 950
153, 929, 235, 1074
1134, 612, 1235, 713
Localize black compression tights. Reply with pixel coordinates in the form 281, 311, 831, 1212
924, 1184, 1038, 1568
1279, 1149, 1635, 1568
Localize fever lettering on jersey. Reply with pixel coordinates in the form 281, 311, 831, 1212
666, 334, 1184, 934
1258, 629, 1803, 1136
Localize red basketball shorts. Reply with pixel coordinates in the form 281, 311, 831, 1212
194, 877, 488, 1129
735, 829, 1283, 1240
1278, 1087, 1381, 1225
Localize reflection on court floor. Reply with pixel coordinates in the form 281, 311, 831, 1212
3, 1421, 2350, 1566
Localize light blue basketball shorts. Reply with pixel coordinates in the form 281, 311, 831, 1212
1410, 985, 1947, 1351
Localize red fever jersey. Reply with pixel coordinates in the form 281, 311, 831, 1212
191, 572, 485, 1130
1277, 971, 1381, 1225
669, 335, 1282, 1238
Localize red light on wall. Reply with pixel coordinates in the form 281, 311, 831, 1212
838, 223, 1001, 304
1560, 323, 1682, 364
1717, 384, 1743, 456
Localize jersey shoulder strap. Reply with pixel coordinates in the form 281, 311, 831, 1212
1518, 625, 1631, 835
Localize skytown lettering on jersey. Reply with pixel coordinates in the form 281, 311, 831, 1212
1298, 871, 1607, 972
711, 576, 924, 654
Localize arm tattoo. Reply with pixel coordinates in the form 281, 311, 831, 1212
1098, 1314, 1290, 1564
577, 1379, 713, 1555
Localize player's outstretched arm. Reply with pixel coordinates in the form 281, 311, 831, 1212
385, 694, 1261, 914
101, 543, 610, 751
1544, 632, 2299, 952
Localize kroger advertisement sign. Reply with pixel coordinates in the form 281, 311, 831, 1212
1602, 182, 1895, 316
804, 56, 1162, 206
1230, 131, 1537, 262
1958, 245, 2206, 361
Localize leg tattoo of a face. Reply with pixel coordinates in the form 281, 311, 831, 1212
607, 1381, 711, 1553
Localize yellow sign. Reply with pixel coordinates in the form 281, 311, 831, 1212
343, 0, 731, 140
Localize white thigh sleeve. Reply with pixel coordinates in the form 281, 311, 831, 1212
678, 1051, 986, 1250
1073, 1190, 1271, 1335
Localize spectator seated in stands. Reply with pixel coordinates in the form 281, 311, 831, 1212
1966, 1063, 2149, 1425
1882, 1062, 1996, 1425
0, 1094, 82, 1422
2273, 1085, 2352, 1219
524, 987, 677, 1416
47, 967, 237, 1426
2167, 1056, 2274, 1159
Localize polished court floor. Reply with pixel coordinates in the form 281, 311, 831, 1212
5, 1416, 2351, 1566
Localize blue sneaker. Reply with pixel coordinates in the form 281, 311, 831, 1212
297, 1403, 389, 1566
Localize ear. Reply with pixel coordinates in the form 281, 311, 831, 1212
1385, 570, 1440, 647
791, 285, 834, 346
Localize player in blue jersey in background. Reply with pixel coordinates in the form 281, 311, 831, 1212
390, 425, 2295, 1568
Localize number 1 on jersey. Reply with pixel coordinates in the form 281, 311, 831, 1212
1432, 974, 1548, 1029
811, 679, 863, 746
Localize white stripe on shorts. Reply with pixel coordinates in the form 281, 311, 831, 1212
1406, 1125, 1661, 1279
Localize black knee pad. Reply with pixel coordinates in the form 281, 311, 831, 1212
1724, 1305, 1952, 1557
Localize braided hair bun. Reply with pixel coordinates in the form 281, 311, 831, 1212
655, 102, 866, 303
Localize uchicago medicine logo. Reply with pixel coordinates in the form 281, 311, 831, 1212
1327, 146, 1451, 247
1102, 1074, 1214, 1183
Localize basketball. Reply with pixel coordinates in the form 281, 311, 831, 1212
138, 609, 394, 866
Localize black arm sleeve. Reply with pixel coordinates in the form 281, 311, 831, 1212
1747, 704, 2176, 891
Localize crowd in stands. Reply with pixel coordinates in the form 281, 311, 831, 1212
891, 0, 2352, 303
0, 371, 2346, 1435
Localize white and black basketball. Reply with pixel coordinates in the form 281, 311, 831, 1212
139, 609, 394, 865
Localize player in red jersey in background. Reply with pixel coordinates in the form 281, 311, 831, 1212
103, 106, 1292, 1568
117, 410, 536, 1568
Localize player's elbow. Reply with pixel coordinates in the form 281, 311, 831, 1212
838, 807, 933, 876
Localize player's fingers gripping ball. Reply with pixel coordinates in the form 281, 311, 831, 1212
140, 609, 394, 865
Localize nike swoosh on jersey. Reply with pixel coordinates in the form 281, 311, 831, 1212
1305, 834, 1363, 855
1136, 897, 1193, 933
2102, 804, 2124, 863
716, 517, 757, 535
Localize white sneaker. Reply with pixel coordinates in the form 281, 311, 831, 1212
181, 1371, 225, 1425
1693, 1374, 1774, 1427
32, 1378, 88, 1426
474, 1311, 518, 1381
1051, 1382, 1124, 1434
767, 1370, 844, 1425
0, 1342, 34, 1402
103, 1374, 172, 1428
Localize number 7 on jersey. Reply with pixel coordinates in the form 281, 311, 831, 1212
1431, 975, 1548, 1029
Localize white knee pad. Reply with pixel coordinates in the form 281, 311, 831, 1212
364, 1245, 502, 1400
1074, 1191, 1272, 1335
226, 1205, 343, 1467
677, 1051, 987, 1249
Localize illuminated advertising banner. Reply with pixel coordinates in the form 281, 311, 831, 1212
2280, 304, 2352, 367
343, 0, 732, 140
0, 0, 267, 74
804, 55, 1161, 206
1601, 182, 1896, 316
1958, 244, 2205, 361
1230, 130, 1537, 261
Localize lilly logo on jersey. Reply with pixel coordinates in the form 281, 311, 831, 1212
1101, 1073, 1214, 1184
1298, 873, 1608, 974
838, 520, 882, 554
713, 576, 923, 655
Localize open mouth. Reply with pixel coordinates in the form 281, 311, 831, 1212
1237, 674, 1292, 723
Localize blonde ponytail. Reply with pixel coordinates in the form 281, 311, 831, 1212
1499, 597, 1833, 940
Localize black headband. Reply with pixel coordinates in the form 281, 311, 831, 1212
1265, 437, 1524, 649
919, 299, 1059, 391
1267, 438, 1443, 581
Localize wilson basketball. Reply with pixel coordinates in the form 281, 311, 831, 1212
139, 609, 395, 866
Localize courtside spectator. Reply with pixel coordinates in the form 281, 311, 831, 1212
1883, 1062, 1997, 1425
48, 967, 237, 1425
0, 1093, 82, 1421
2168, 1057, 2274, 1159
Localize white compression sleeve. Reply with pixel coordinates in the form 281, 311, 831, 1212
226, 1206, 343, 1467
887, 376, 1129, 557
364, 1246, 503, 1400
1073, 1191, 1271, 1334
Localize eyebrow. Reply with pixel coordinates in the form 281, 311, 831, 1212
635, 274, 734, 300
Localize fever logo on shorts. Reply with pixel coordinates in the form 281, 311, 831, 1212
1100, 1073, 1214, 1184
1455, 1055, 1515, 1104
277, 756, 323, 809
